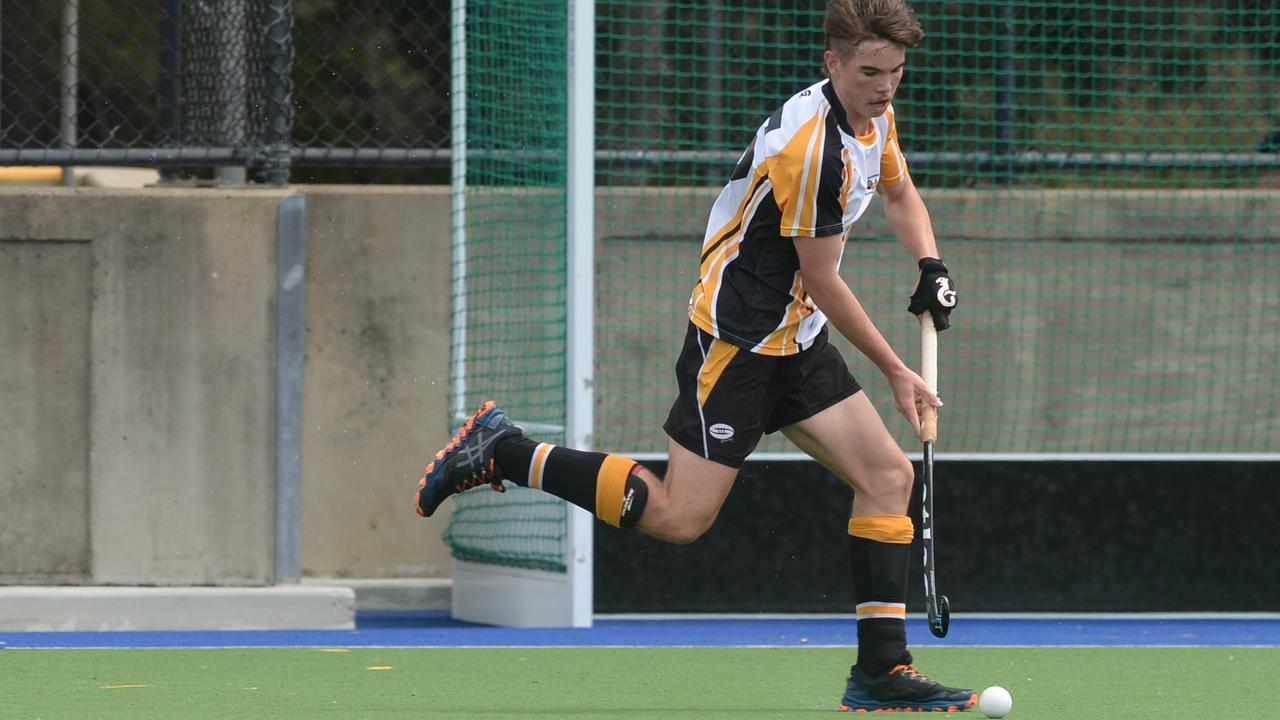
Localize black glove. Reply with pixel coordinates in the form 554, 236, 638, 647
908, 257, 957, 331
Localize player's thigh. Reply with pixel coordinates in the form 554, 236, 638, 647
780, 390, 913, 505
635, 437, 738, 544
662, 322, 773, 468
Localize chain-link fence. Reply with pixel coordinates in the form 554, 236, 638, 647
0, 0, 450, 184
2, 2, 1278, 185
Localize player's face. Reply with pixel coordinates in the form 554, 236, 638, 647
824, 39, 906, 127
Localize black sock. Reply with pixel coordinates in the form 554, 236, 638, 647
494, 436, 648, 528
848, 515, 914, 677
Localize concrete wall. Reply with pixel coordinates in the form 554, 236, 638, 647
1, 188, 286, 584
300, 187, 453, 578
2, 186, 1275, 586
0, 187, 455, 585
1, 238, 91, 582
591, 188, 1280, 455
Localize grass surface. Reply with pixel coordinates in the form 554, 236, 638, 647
2, 646, 1276, 719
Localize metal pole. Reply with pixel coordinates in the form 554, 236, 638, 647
158, 0, 183, 182
275, 194, 306, 584
217, 0, 249, 184
262, 0, 293, 185
450, 0, 469, 423
565, 0, 596, 629
60, 0, 78, 186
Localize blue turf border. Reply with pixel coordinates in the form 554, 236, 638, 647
2, 612, 1278, 649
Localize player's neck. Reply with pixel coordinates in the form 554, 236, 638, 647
825, 80, 875, 137
841, 101, 875, 138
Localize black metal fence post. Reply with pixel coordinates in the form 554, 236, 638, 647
158, 0, 183, 181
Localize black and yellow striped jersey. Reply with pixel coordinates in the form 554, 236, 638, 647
688, 79, 907, 356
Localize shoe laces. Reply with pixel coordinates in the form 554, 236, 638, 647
454, 458, 503, 494
892, 665, 929, 682
434, 417, 475, 462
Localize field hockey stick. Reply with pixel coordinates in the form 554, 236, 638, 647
919, 314, 950, 638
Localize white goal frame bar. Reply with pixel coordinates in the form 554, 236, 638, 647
448, 0, 594, 628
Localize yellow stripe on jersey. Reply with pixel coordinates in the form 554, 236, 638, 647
691, 172, 775, 332
697, 337, 740, 406
840, 149, 854, 210
799, 112, 827, 234
880, 109, 908, 185
699, 166, 772, 279
702, 162, 772, 266
771, 110, 828, 237
755, 272, 813, 354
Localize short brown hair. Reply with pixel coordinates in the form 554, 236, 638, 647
825, 0, 925, 55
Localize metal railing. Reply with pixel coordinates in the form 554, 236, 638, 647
0, 0, 448, 185
1, 2, 1275, 186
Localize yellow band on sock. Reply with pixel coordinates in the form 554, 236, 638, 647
855, 601, 907, 620
528, 443, 554, 490
594, 454, 637, 527
848, 515, 914, 544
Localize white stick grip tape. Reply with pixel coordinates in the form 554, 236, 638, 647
920, 315, 938, 443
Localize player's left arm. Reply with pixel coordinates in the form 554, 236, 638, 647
877, 139, 957, 331
878, 173, 938, 263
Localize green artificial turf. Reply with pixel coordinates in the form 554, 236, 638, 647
2, 646, 1276, 719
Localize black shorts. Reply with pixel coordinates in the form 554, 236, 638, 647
662, 322, 862, 468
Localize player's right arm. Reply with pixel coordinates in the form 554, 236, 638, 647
794, 233, 941, 431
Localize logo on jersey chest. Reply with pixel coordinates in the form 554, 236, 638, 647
865, 173, 880, 191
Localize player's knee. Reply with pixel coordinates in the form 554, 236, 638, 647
887, 457, 915, 503
646, 511, 714, 545
662, 521, 712, 545
863, 455, 914, 504
891, 454, 915, 497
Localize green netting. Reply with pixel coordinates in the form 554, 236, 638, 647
443, 0, 570, 573
450, 1, 1280, 570
593, 0, 1280, 455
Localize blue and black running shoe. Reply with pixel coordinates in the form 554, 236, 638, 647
839, 664, 977, 713
415, 401, 523, 518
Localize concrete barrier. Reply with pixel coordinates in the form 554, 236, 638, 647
0, 586, 355, 631
0, 186, 455, 591
1, 185, 1275, 603
1, 188, 289, 585
589, 188, 1280, 454
299, 187, 454, 579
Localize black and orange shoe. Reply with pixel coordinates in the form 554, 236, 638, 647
415, 401, 523, 518
839, 664, 977, 713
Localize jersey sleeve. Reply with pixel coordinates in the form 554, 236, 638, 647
879, 106, 909, 186
768, 109, 846, 238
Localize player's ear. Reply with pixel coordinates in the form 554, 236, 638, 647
823, 49, 838, 77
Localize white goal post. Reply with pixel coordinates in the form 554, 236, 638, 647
446, 0, 594, 628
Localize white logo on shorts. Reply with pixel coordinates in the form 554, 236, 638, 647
708, 423, 735, 442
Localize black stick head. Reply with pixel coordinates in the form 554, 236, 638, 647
929, 595, 951, 638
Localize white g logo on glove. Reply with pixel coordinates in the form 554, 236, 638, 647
934, 277, 957, 308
